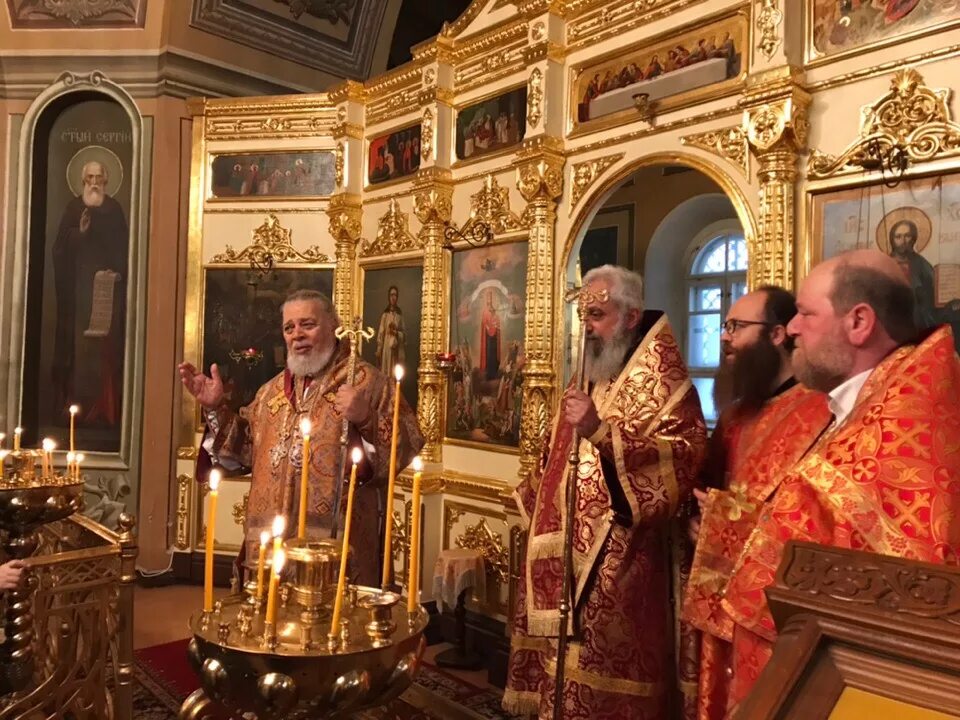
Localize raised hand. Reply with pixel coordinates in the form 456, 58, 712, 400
0, 560, 25, 591
178, 361, 224, 410
335, 384, 372, 425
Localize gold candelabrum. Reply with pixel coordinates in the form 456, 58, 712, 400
180, 537, 428, 720
0, 446, 85, 694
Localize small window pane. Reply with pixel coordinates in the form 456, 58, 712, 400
688, 313, 721, 368
694, 238, 728, 275
731, 281, 748, 302
728, 237, 748, 271
690, 285, 722, 312
692, 377, 717, 424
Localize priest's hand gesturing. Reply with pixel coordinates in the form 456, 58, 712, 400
335, 385, 372, 425
178, 362, 224, 409
563, 388, 601, 439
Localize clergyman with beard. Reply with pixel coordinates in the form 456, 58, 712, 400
178, 290, 423, 585
722, 249, 960, 717
505, 265, 706, 720
681, 287, 830, 720
52, 160, 129, 431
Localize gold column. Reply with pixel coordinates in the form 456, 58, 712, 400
516, 137, 564, 482
743, 67, 810, 290
116, 514, 138, 719
327, 194, 363, 320
413, 170, 453, 464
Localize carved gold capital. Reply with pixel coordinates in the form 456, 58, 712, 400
413, 171, 454, 226
326, 194, 363, 244
516, 137, 565, 203
744, 95, 809, 155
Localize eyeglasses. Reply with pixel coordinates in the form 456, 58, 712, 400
722, 319, 772, 335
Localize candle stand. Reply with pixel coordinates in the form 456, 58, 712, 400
181, 538, 427, 719
0, 448, 84, 694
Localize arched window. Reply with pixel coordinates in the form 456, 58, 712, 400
685, 231, 748, 425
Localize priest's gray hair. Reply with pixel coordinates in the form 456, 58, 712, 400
582, 264, 644, 313
282, 289, 338, 321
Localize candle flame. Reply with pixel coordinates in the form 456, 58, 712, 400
272, 515, 286, 537
75, 453, 85, 464
412, 456, 423, 472
0, 451, 8, 460
394, 364, 404, 382
273, 550, 286, 573
299, 417, 312, 436
209, 469, 222, 492
260, 530, 270, 547
14, 427, 22, 435
351, 446, 363, 464
69, 405, 79, 415
66, 451, 75, 463
42, 438, 55, 452
0, 433, 5, 441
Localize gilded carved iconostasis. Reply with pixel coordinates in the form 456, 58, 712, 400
4, 0, 960, 651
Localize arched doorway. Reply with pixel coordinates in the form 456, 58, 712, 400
562, 155, 756, 425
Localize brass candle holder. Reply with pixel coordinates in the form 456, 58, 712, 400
0, 445, 84, 693
181, 537, 427, 720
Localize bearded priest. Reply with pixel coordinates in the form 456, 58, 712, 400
504, 265, 707, 720
178, 289, 423, 585
725, 250, 960, 714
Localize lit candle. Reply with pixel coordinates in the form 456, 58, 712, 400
0, 450, 7, 481
297, 417, 312, 539
265, 549, 285, 627
203, 469, 221, 613
0, 433, 6, 449
272, 515, 286, 559
66, 451, 75, 481
13, 427, 21, 452
74, 453, 84, 482
407, 456, 423, 615
255, 530, 269, 603
69, 405, 79, 453
41, 439, 55, 477
381, 364, 404, 589
331, 447, 362, 639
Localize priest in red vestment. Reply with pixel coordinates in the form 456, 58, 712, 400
682, 287, 830, 720
179, 290, 423, 585
723, 250, 960, 715
504, 265, 707, 719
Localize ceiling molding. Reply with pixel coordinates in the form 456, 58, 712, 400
0, 50, 309, 100
190, 0, 394, 80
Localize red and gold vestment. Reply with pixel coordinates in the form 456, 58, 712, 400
723, 326, 960, 709
504, 313, 707, 719
209, 341, 422, 585
682, 384, 830, 720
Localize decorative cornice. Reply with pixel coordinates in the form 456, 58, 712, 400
209, 214, 330, 265
0, 50, 312, 100
570, 153, 624, 212
452, 21, 529, 93
327, 79, 366, 104
361, 198, 420, 257
809, 68, 960, 179
565, 0, 707, 50
681, 126, 749, 176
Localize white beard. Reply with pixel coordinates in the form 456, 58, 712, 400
287, 344, 335, 378
83, 186, 105, 208
584, 320, 632, 385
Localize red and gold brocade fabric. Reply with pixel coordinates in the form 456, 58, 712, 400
504, 314, 707, 720
211, 341, 422, 585
723, 326, 960, 706
682, 385, 830, 720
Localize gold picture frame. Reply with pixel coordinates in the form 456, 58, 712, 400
568, 5, 749, 138
805, 1, 960, 68
206, 149, 336, 202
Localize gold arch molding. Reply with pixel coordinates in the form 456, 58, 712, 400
557, 151, 759, 387
560, 151, 759, 277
